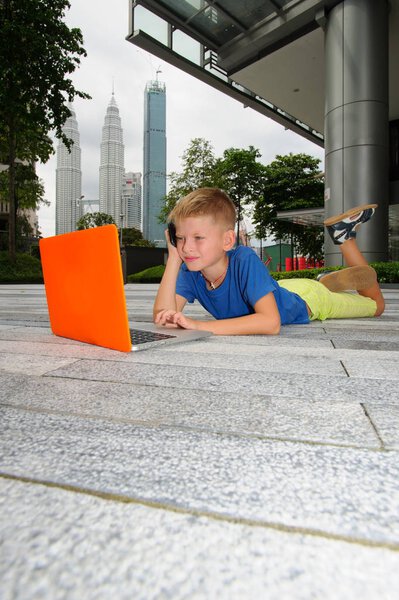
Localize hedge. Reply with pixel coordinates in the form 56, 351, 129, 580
127, 265, 166, 283
2, 251, 398, 285
0, 251, 43, 283
127, 261, 399, 285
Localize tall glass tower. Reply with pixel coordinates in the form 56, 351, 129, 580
55, 105, 82, 234
143, 79, 166, 246
99, 94, 125, 226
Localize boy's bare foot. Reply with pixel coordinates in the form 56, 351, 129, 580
324, 204, 377, 245
317, 265, 377, 292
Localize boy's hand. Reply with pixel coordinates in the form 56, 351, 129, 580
155, 309, 198, 330
165, 229, 182, 264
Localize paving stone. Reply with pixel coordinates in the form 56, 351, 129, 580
128, 349, 346, 375
0, 353, 79, 376
45, 359, 399, 404
1, 284, 399, 597
1, 406, 398, 545
364, 404, 399, 449
341, 358, 399, 380
331, 339, 399, 351
1, 478, 398, 600
0, 373, 378, 447
0, 338, 133, 360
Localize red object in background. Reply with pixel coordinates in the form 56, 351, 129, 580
285, 257, 293, 271
298, 256, 306, 270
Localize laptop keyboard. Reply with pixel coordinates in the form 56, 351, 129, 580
130, 329, 176, 345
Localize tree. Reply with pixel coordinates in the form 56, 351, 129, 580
252, 153, 324, 259
0, 161, 46, 250
160, 140, 268, 245
159, 138, 217, 223
76, 212, 116, 230
0, 0, 90, 261
214, 146, 267, 243
121, 227, 155, 248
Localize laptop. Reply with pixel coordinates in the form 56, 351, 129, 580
39, 225, 212, 352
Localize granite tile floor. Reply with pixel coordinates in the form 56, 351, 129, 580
1, 283, 399, 599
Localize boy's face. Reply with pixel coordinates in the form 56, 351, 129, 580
174, 215, 235, 272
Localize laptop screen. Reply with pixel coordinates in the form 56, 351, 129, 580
40, 225, 132, 352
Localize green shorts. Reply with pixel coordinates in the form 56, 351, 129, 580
278, 278, 377, 321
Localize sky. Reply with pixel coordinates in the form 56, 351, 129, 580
36, 0, 324, 238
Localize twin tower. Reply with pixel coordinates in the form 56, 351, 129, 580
55, 80, 167, 246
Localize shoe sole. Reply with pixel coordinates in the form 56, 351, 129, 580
324, 204, 378, 226
318, 266, 377, 292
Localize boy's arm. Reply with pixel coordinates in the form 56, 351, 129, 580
164, 292, 281, 335
153, 236, 187, 321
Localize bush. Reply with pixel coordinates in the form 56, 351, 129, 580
127, 261, 399, 285
271, 266, 342, 281
370, 261, 399, 284
272, 262, 399, 284
127, 265, 165, 283
0, 251, 43, 283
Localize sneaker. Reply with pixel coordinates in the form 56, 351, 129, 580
317, 266, 377, 292
324, 204, 378, 245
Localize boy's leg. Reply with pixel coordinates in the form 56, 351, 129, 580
324, 205, 385, 316
318, 265, 377, 293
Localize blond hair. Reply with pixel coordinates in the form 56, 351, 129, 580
168, 188, 236, 230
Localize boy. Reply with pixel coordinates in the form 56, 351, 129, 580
153, 188, 385, 335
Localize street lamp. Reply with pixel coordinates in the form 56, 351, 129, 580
119, 213, 127, 284
120, 213, 124, 247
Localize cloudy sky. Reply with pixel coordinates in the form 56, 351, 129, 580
37, 0, 324, 238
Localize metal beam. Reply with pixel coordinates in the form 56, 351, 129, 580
126, 30, 324, 146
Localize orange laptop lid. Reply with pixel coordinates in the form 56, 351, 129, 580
40, 225, 132, 352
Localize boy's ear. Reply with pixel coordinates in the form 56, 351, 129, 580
223, 229, 236, 250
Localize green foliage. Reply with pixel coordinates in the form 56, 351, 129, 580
271, 267, 341, 281
370, 261, 399, 284
76, 212, 116, 230
160, 140, 268, 237
160, 138, 217, 223
0, 162, 45, 251
272, 262, 399, 284
127, 265, 165, 283
214, 146, 267, 220
0, 250, 43, 282
0, 0, 90, 259
252, 153, 324, 259
0, 163, 46, 210
127, 262, 399, 284
121, 227, 155, 248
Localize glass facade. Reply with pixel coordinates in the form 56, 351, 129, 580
56, 106, 82, 235
128, 0, 399, 263
143, 80, 167, 246
128, 2, 323, 145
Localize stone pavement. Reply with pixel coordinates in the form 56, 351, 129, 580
1, 283, 399, 599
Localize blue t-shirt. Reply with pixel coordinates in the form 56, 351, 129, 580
176, 246, 309, 325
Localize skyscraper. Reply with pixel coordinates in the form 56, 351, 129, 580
55, 105, 82, 235
143, 79, 167, 246
122, 172, 142, 230
99, 94, 125, 226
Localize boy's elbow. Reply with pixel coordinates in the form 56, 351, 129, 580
270, 320, 281, 335
259, 314, 280, 335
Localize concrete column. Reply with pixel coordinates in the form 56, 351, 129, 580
324, 0, 389, 265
